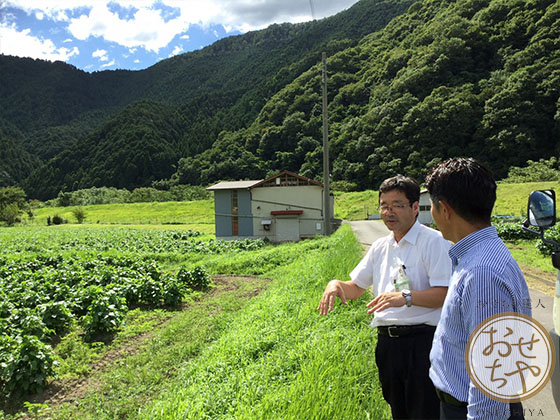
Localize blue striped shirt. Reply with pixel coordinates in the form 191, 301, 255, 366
429, 226, 531, 420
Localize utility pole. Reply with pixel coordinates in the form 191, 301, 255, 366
322, 52, 331, 236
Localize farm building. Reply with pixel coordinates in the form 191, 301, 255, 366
207, 170, 334, 242
418, 189, 433, 225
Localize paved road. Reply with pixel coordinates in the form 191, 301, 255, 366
345, 219, 560, 419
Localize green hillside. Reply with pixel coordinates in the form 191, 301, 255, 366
0, 0, 559, 200
181, 0, 559, 188
0, 0, 413, 199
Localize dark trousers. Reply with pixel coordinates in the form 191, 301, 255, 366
440, 401, 525, 420
375, 328, 439, 420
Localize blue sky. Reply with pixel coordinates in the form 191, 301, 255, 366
0, 0, 359, 72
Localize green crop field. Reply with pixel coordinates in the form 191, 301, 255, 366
0, 222, 390, 419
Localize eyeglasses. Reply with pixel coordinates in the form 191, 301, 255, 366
378, 202, 413, 213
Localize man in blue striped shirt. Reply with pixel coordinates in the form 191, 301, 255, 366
426, 158, 530, 420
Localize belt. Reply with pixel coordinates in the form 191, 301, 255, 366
377, 324, 436, 338
435, 388, 467, 408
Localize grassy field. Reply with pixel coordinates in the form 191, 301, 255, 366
21, 181, 559, 226
27, 200, 215, 234
493, 181, 560, 216
334, 181, 560, 221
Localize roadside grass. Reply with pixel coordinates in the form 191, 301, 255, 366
31, 226, 390, 420
140, 226, 389, 420
507, 240, 557, 275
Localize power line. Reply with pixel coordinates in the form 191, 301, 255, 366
309, 0, 316, 20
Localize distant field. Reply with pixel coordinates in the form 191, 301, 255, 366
27, 200, 215, 234
334, 181, 560, 221
20, 182, 560, 229
493, 181, 560, 216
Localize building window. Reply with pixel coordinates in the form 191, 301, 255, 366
419, 205, 431, 212
232, 190, 238, 236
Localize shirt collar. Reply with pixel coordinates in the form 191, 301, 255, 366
391, 221, 421, 246
448, 225, 497, 266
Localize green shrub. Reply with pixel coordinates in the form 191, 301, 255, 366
536, 224, 560, 256
51, 214, 66, 225
0, 334, 57, 399
37, 301, 74, 334
138, 278, 165, 307
503, 158, 560, 183
72, 207, 87, 224
494, 221, 535, 241
162, 279, 185, 307
81, 291, 127, 341
176, 266, 211, 291
331, 180, 358, 192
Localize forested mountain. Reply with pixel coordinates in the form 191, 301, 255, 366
1, 0, 559, 199
173, 0, 560, 189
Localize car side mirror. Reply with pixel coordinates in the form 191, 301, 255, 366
527, 190, 556, 229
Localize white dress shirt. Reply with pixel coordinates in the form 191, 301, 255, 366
350, 221, 452, 327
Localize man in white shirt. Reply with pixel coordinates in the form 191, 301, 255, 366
318, 175, 451, 420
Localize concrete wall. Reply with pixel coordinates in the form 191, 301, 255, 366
251, 185, 326, 241
419, 192, 433, 226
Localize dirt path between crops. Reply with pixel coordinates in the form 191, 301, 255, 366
14, 274, 270, 418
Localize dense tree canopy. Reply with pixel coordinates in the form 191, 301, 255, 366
1, 0, 558, 199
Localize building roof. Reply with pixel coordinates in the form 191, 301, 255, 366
251, 170, 323, 188
206, 170, 323, 191
206, 180, 262, 190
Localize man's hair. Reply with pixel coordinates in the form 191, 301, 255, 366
379, 175, 420, 204
425, 157, 496, 224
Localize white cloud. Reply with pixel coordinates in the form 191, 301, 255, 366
134, 59, 140, 63
35, 11, 44, 20
92, 48, 109, 62
100, 59, 115, 68
63, 38, 72, 43
180, 34, 189, 40
92, 48, 107, 58
3, 0, 359, 54
0, 22, 79, 61
67, 2, 188, 53
56, 10, 70, 22
168, 45, 183, 57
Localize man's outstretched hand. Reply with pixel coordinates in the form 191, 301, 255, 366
317, 280, 348, 315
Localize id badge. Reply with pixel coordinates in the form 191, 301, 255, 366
393, 264, 410, 292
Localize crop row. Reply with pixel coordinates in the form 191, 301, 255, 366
0, 254, 209, 400
0, 227, 267, 255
